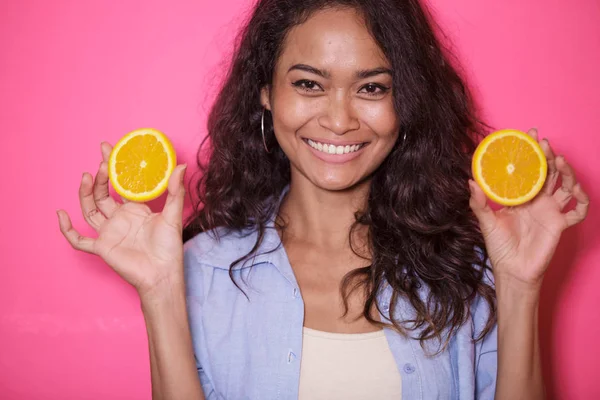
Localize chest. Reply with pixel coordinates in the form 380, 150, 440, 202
298, 327, 403, 399
285, 243, 380, 332
193, 264, 467, 400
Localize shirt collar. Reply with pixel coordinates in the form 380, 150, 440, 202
198, 185, 298, 286
255, 185, 299, 287
196, 184, 399, 311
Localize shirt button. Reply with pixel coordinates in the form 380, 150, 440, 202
287, 350, 297, 364
403, 363, 416, 374
293, 287, 299, 298
382, 304, 389, 312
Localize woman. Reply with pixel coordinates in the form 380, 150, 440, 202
57, 0, 590, 399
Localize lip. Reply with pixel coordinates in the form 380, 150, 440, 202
301, 137, 366, 146
302, 138, 369, 164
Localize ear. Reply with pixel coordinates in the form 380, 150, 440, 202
260, 86, 271, 110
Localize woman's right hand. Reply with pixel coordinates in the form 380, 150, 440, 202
57, 142, 189, 299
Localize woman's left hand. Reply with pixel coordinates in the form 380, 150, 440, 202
468, 128, 590, 291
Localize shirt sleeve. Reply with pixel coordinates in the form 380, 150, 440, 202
184, 244, 218, 399
472, 255, 498, 400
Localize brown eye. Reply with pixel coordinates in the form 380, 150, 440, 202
292, 79, 323, 92
358, 83, 389, 97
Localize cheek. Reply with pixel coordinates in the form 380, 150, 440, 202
356, 100, 399, 139
271, 87, 319, 136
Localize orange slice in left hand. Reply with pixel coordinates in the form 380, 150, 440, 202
472, 129, 547, 206
108, 128, 177, 202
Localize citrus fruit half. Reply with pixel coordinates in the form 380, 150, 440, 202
472, 129, 547, 206
108, 128, 176, 202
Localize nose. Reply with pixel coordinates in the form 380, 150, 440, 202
317, 93, 360, 135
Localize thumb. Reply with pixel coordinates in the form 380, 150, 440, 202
162, 164, 187, 229
468, 179, 497, 235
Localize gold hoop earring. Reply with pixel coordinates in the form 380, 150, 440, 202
261, 108, 271, 153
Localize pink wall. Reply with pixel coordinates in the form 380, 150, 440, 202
1, 0, 598, 398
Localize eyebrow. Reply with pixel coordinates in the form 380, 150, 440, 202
288, 64, 330, 78
287, 64, 392, 80
356, 67, 393, 79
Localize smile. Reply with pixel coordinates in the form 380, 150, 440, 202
305, 139, 367, 155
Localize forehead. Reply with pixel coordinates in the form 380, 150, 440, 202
276, 7, 390, 73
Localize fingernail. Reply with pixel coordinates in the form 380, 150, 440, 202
181, 164, 187, 180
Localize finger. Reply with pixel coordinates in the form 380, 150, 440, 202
93, 159, 120, 217
540, 138, 558, 195
100, 141, 112, 162
79, 172, 106, 230
162, 164, 187, 229
564, 183, 590, 227
468, 179, 497, 236
100, 142, 130, 204
553, 156, 577, 210
527, 127, 539, 141
57, 210, 96, 254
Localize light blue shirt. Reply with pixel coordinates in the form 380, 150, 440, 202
184, 206, 498, 399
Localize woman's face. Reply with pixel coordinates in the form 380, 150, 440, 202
262, 7, 400, 191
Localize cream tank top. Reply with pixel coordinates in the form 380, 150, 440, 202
298, 327, 403, 399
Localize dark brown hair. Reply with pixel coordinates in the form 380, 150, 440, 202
183, 0, 496, 350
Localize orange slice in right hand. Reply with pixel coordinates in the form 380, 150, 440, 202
108, 128, 177, 202
472, 129, 547, 206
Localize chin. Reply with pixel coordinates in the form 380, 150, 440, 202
308, 171, 369, 192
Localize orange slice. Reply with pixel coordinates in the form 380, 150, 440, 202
472, 129, 547, 206
108, 128, 176, 202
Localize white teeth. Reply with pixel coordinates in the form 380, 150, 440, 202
306, 139, 364, 155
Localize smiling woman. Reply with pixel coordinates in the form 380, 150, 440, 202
261, 8, 400, 190
57, 0, 590, 399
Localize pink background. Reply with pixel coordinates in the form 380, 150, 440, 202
1, 0, 599, 398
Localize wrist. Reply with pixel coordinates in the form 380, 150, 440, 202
138, 275, 186, 309
494, 274, 541, 312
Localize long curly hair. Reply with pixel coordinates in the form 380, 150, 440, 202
183, 0, 496, 349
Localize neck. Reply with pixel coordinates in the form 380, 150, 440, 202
278, 174, 370, 251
